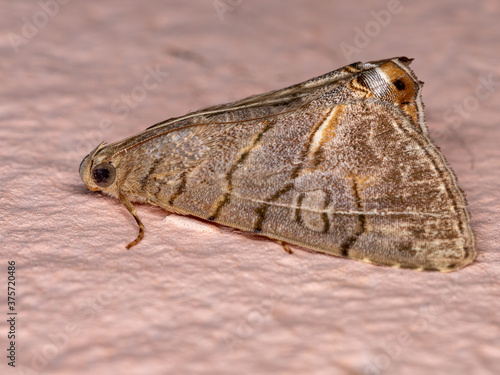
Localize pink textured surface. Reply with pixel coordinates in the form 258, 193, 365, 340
1, 1, 499, 374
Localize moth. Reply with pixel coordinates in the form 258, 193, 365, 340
80, 57, 476, 272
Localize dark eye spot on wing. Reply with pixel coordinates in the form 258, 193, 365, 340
393, 78, 406, 91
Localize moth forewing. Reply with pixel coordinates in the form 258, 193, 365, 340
80, 57, 476, 272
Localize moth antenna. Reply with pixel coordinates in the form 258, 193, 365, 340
118, 191, 145, 249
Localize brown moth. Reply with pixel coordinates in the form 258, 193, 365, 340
80, 57, 476, 272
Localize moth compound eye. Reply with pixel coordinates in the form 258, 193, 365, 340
91, 163, 116, 188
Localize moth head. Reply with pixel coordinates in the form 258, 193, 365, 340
79, 143, 119, 195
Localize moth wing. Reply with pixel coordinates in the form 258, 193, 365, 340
221, 100, 475, 271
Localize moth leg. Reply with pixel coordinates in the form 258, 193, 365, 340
118, 191, 145, 249
276, 240, 293, 254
